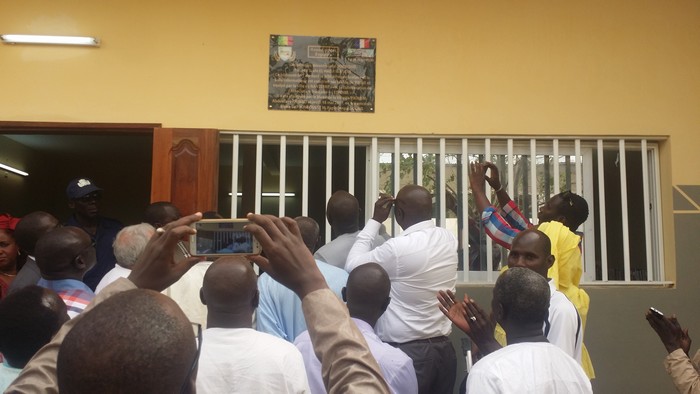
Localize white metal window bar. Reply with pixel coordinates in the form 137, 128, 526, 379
220, 132, 665, 284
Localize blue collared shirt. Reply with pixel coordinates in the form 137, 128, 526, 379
37, 278, 95, 318
256, 260, 348, 342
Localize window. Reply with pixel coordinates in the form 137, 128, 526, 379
219, 132, 665, 283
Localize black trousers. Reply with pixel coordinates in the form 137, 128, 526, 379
393, 336, 457, 394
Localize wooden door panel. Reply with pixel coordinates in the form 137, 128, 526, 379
151, 128, 219, 215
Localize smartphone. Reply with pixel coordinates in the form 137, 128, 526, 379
189, 219, 262, 256
650, 307, 664, 317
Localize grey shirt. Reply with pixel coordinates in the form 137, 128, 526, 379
314, 231, 388, 269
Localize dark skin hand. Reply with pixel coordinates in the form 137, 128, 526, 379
463, 293, 502, 356
372, 195, 395, 223
469, 163, 492, 213
128, 212, 202, 292
245, 214, 328, 300
438, 290, 471, 334
437, 289, 502, 356
470, 161, 513, 209
483, 162, 502, 191
646, 310, 692, 355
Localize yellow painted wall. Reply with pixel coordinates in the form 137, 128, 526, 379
2, 1, 700, 177
3, 2, 700, 391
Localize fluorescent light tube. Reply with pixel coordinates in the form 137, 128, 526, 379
0, 163, 29, 177
0, 34, 100, 46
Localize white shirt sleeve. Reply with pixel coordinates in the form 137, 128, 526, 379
345, 219, 399, 277
547, 293, 581, 360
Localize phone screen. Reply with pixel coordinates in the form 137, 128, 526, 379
193, 221, 257, 255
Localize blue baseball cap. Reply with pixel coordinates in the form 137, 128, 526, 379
66, 178, 103, 199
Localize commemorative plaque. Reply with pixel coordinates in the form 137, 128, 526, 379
268, 35, 376, 113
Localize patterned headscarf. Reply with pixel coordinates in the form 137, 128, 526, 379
0, 214, 21, 231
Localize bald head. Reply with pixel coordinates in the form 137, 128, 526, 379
344, 263, 391, 327
327, 191, 360, 235
395, 185, 433, 229
35, 227, 95, 280
507, 229, 555, 278
201, 257, 258, 327
294, 216, 320, 253
58, 289, 196, 393
14, 211, 59, 255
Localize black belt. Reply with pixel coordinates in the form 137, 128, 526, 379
388, 335, 450, 347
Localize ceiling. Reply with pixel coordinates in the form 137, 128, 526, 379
3, 134, 152, 156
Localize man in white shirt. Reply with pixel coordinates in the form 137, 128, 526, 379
95, 223, 155, 293
346, 184, 458, 394
465, 267, 591, 393
197, 257, 310, 393
314, 190, 387, 268
439, 229, 583, 363
295, 262, 418, 394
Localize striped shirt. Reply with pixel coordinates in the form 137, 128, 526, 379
37, 278, 95, 318
481, 200, 532, 249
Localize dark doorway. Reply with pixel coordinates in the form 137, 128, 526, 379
0, 122, 156, 225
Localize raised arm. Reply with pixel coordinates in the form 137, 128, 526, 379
646, 310, 700, 394
469, 163, 522, 249
6, 213, 204, 394
483, 162, 512, 208
346, 196, 397, 273
469, 163, 493, 214
245, 214, 390, 394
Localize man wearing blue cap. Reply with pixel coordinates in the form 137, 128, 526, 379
64, 178, 123, 290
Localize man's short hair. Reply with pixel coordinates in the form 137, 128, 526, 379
294, 216, 320, 253
14, 211, 59, 255
112, 223, 155, 269
57, 289, 196, 393
144, 201, 181, 228
0, 286, 68, 368
494, 267, 550, 326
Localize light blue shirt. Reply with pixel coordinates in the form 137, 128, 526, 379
295, 318, 418, 394
0, 361, 21, 392
256, 260, 348, 342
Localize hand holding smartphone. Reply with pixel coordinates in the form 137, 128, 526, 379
189, 219, 262, 256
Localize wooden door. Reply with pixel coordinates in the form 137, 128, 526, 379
151, 128, 219, 215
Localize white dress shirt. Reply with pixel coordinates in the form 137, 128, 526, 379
295, 317, 418, 394
466, 342, 592, 394
94, 265, 132, 294
197, 327, 310, 394
162, 261, 212, 327
346, 219, 458, 343
96, 261, 212, 327
547, 280, 583, 364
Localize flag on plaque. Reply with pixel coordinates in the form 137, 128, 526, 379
277, 35, 294, 46
356, 38, 371, 49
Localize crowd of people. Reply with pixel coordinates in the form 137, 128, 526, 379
0, 164, 682, 393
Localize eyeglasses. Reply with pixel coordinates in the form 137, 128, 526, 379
180, 323, 202, 394
76, 192, 102, 203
